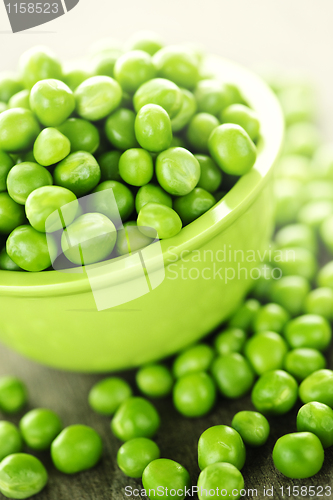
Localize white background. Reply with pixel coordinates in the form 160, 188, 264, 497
0, 0, 332, 136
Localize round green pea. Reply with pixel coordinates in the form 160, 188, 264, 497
135, 104, 172, 152
174, 188, 215, 225
114, 50, 156, 93
251, 370, 298, 415
19, 46, 62, 90
299, 369, 333, 407
126, 31, 164, 56
297, 402, 333, 448
269, 275, 310, 317
111, 397, 160, 441
0, 453, 48, 499
221, 104, 260, 141
305, 287, 333, 319
135, 184, 172, 213
251, 263, 274, 301
20, 408, 62, 451
173, 371, 216, 417
51, 424, 103, 474
119, 148, 153, 186
173, 344, 214, 378
33, 128, 70, 167
57, 118, 100, 154
6, 225, 55, 272
275, 223, 317, 253
171, 88, 197, 132
214, 328, 247, 356
142, 459, 190, 500
276, 247, 317, 281
231, 411, 270, 447
212, 353, 255, 398
136, 364, 173, 398
153, 45, 199, 90
0, 151, 14, 192
116, 221, 154, 255
88, 180, 134, 224
105, 108, 138, 151
117, 437, 160, 478
30, 79, 75, 127
0, 72, 23, 103
54, 151, 101, 197
8, 89, 30, 110
138, 202, 182, 239
7, 161, 53, 205
194, 79, 232, 116
156, 147, 200, 196
272, 432, 324, 479
0, 108, 40, 153
195, 154, 222, 193
133, 78, 183, 118
90, 49, 121, 79
198, 425, 246, 471
88, 377, 133, 416
0, 247, 22, 271
197, 462, 244, 500
0, 376, 27, 414
253, 303, 290, 333
75, 76, 122, 121
187, 112, 219, 153
0, 193, 26, 235
63, 66, 91, 91
0, 422, 22, 461
209, 124, 257, 176
284, 314, 332, 351
284, 348, 326, 382
244, 331, 288, 375
228, 299, 260, 331
98, 151, 122, 182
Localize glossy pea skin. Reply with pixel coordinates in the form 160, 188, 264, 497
57, 118, 100, 154
6, 225, 55, 272
0, 247, 22, 271
231, 411, 270, 447
33, 128, 70, 167
195, 154, 222, 193
133, 78, 183, 118
135, 104, 172, 153
61, 213, 117, 265
114, 50, 156, 93
137, 202, 182, 239
173, 371, 216, 418
299, 369, 333, 407
228, 299, 260, 331
269, 275, 310, 317
26, 185, 78, 233
0, 73, 23, 103
111, 397, 160, 441
119, 148, 153, 187
135, 184, 172, 213
126, 31, 164, 56
7, 162, 53, 205
88, 180, 134, 224
297, 402, 333, 448
0, 422, 22, 461
0, 108, 40, 153
198, 425, 246, 471
276, 247, 317, 281
116, 221, 154, 255
187, 113, 219, 153
0, 376, 27, 414
75, 76, 122, 121
284, 314, 332, 351
317, 260, 333, 288
174, 187, 216, 225
0, 453, 48, 499
51, 425, 103, 474
171, 88, 197, 132
275, 223, 317, 254
284, 348, 326, 382
173, 344, 214, 378
136, 364, 173, 398
211, 353, 255, 399
156, 147, 201, 196
8, 89, 30, 110
142, 459, 190, 500
105, 108, 138, 151
20, 408, 62, 451
0, 151, 14, 192
244, 331, 288, 375
197, 462, 244, 500
305, 287, 333, 319
30, 79, 75, 127
98, 151, 122, 182
19, 46, 62, 90
117, 437, 160, 478
0, 193, 26, 235
272, 432, 324, 479
88, 377, 132, 416
253, 303, 290, 334
54, 151, 101, 197
221, 104, 260, 141
251, 370, 298, 416
153, 45, 199, 90
214, 328, 247, 356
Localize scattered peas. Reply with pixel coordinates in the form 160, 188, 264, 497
111, 397, 160, 441
284, 314, 332, 351
198, 425, 246, 471
0, 376, 27, 414
0, 453, 48, 499
142, 459, 191, 500
117, 437, 160, 478
211, 353, 255, 398
172, 344, 215, 378
304, 287, 333, 319
0, 422, 22, 461
136, 364, 173, 398
197, 462, 244, 500
20, 408, 62, 450
251, 370, 298, 415
173, 371, 216, 418
89, 377, 132, 416
297, 402, 333, 448
231, 411, 270, 447
244, 331, 289, 375
284, 348, 326, 381
253, 303, 290, 333
214, 328, 247, 356
299, 369, 333, 407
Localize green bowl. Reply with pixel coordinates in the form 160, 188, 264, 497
0, 56, 284, 372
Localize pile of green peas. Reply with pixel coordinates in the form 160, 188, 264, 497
0, 32, 260, 272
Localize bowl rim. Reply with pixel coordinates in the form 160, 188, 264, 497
0, 54, 284, 297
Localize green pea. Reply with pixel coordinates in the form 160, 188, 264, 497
142, 459, 190, 500
0, 151, 14, 192
117, 437, 160, 478
30, 79, 75, 127
91, 49, 122, 79
284, 122, 321, 157
0, 422, 22, 461
0, 72, 23, 103
194, 79, 228, 116
0, 108, 40, 153
62, 213, 117, 265
63, 66, 91, 91
26, 185, 78, 233
98, 151, 122, 182
135, 184, 172, 213
228, 299, 260, 331
297, 402, 333, 448
214, 328, 247, 356
305, 287, 333, 319
75, 76, 122, 121
221, 104, 260, 141
198, 425, 246, 471
34, 129, 70, 168
244, 331, 288, 375
105, 108, 138, 150
133, 78, 183, 118
231, 411, 270, 447
275, 155, 311, 184
197, 462, 244, 500
138, 202, 182, 239
7, 225, 55, 272
253, 303, 290, 333
195, 154, 222, 193
0, 247, 22, 271
299, 369, 333, 407
272, 432, 324, 479
54, 151, 101, 197
317, 260, 333, 288
275, 247, 317, 281
171, 88, 197, 132
20, 408, 62, 451
212, 353, 255, 398
135, 104, 172, 153
186, 112, 219, 153
126, 31, 164, 56
19, 46, 62, 90
8, 89, 30, 110
156, 147, 200, 196
284, 348, 326, 382
116, 221, 154, 255
269, 275, 310, 317
251, 370, 298, 415
174, 187, 215, 225
274, 179, 304, 226
0, 453, 48, 499
208, 124, 257, 176
153, 45, 199, 90
284, 314, 331, 351
119, 148, 153, 186
136, 364, 173, 398
51, 424, 103, 474
173, 344, 214, 378
88, 377, 132, 416
57, 118, 100, 154
7, 161, 53, 205
297, 200, 333, 229
251, 263, 274, 301
0, 376, 27, 414
173, 371, 216, 417
111, 397, 160, 441
114, 50, 156, 93
0, 193, 26, 235
88, 180, 134, 223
